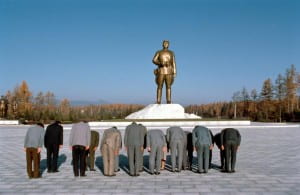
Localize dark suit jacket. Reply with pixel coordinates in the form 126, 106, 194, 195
220, 128, 241, 146
44, 122, 63, 148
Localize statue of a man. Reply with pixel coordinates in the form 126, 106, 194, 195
152, 40, 177, 104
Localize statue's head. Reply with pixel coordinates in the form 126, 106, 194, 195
162, 40, 169, 49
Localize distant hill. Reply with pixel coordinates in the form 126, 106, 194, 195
69, 99, 109, 106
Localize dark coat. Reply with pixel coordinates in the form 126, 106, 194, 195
44, 122, 63, 148
220, 128, 241, 146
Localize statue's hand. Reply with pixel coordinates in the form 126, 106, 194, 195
173, 73, 177, 78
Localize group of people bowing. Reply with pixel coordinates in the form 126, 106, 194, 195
24, 121, 241, 179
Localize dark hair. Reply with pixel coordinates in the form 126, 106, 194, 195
37, 122, 44, 128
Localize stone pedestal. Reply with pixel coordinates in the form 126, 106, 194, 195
125, 104, 201, 119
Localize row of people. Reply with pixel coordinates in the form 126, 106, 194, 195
24, 121, 241, 178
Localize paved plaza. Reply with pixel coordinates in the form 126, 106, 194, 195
0, 123, 300, 194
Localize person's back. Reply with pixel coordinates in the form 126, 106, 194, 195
166, 126, 185, 172
25, 125, 45, 148
69, 121, 91, 177
220, 128, 241, 173
221, 128, 241, 146
69, 122, 91, 147
193, 126, 212, 146
192, 126, 212, 173
44, 121, 63, 173
124, 122, 145, 176
45, 122, 63, 146
167, 126, 184, 144
147, 129, 166, 174
101, 128, 120, 176
24, 123, 44, 178
124, 122, 144, 147
147, 129, 165, 147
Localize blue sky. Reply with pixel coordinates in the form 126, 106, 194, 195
0, 0, 299, 105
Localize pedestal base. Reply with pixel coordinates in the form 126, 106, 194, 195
125, 104, 201, 119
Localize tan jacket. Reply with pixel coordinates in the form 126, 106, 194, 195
100, 128, 121, 151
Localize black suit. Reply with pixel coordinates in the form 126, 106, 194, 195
214, 132, 225, 169
44, 122, 63, 172
220, 128, 241, 172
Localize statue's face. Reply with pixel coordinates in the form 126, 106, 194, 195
163, 41, 169, 49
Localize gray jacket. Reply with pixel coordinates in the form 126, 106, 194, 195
69, 122, 91, 147
192, 126, 212, 146
24, 125, 45, 148
147, 129, 166, 148
124, 122, 145, 147
166, 126, 185, 145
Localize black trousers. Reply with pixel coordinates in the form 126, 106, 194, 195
72, 145, 86, 176
46, 144, 59, 171
224, 141, 238, 172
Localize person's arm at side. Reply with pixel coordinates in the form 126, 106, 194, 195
220, 130, 224, 150
192, 129, 197, 151
59, 126, 63, 149
208, 130, 213, 150
237, 130, 241, 150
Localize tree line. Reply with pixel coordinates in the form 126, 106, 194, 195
186, 64, 300, 122
2, 64, 299, 123
3, 81, 144, 123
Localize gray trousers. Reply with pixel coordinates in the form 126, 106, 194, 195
127, 145, 142, 175
224, 141, 238, 172
149, 145, 162, 173
139, 149, 144, 171
170, 140, 184, 171
196, 144, 209, 172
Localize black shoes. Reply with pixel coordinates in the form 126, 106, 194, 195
155, 172, 160, 175
90, 168, 96, 171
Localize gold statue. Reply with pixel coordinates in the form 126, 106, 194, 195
152, 40, 176, 104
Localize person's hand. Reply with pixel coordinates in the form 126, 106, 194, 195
24, 148, 26, 152
69, 146, 73, 150
114, 150, 119, 155
148, 147, 151, 152
141, 147, 144, 151
85, 146, 90, 150
162, 146, 167, 152
221, 145, 224, 150
94, 147, 97, 151
37, 148, 41, 153
210, 145, 213, 150
59, 145, 63, 149
194, 147, 196, 151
